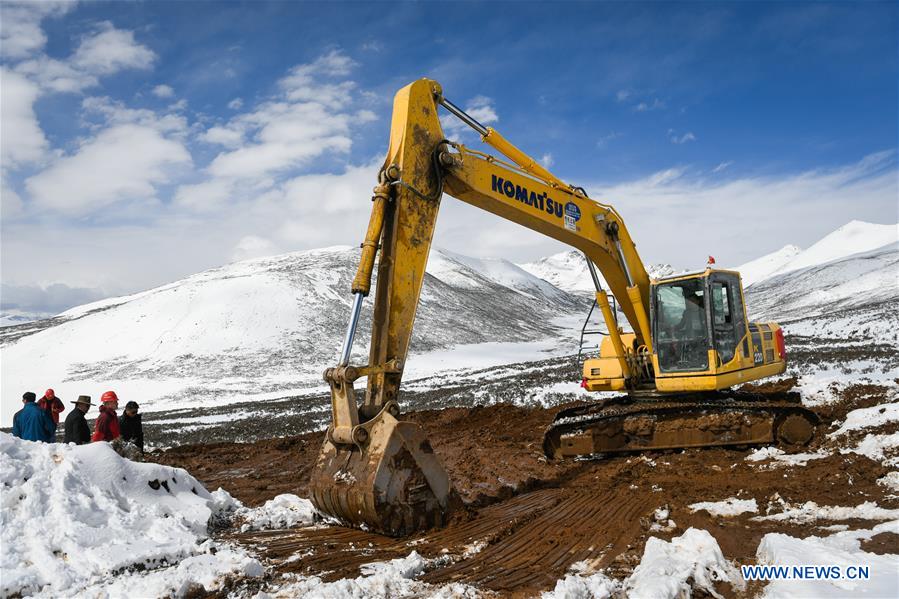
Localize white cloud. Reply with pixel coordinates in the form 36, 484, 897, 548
540, 153, 554, 168
14, 22, 155, 94
173, 178, 235, 212
200, 126, 245, 148
70, 21, 156, 75
712, 160, 734, 173
228, 98, 243, 110
0, 68, 48, 167
1, 177, 25, 219
597, 132, 622, 148
361, 40, 384, 52
440, 95, 499, 137
25, 124, 191, 216
207, 102, 352, 178
0, 1, 73, 60
635, 98, 666, 112
231, 235, 278, 261
152, 84, 174, 98
14, 55, 94, 93
667, 129, 697, 144
81, 96, 189, 136
201, 51, 363, 181
616, 90, 632, 102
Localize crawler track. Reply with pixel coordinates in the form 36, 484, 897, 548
543, 390, 820, 459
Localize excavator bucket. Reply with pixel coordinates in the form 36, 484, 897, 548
308, 366, 455, 536
309, 412, 454, 536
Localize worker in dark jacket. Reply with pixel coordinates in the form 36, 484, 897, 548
119, 401, 144, 452
64, 395, 93, 445
12, 392, 55, 442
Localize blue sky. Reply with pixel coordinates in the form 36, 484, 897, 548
1, 1, 897, 315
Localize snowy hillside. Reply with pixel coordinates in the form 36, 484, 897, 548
0, 246, 584, 426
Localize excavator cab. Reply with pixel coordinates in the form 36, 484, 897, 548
583, 269, 787, 393
650, 269, 787, 392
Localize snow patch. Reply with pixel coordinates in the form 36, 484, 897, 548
745, 447, 829, 466
543, 529, 742, 599
236, 493, 327, 532
830, 403, 899, 437
756, 520, 899, 598
689, 497, 758, 517
877, 472, 899, 493
754, 501, 899, 524
842, 432, 899, 462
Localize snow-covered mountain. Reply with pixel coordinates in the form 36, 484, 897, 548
737, 221, 898, 288
735, 245, 803, 288
746, 242, 898, 320
518, 250, 680, 296
0, 246, 584, 426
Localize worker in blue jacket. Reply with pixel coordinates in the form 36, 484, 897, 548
12, 392, 56, 442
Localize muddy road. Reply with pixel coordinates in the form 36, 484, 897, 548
152, 380, 899, 597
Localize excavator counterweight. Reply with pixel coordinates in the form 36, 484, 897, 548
308, 78, 818, 536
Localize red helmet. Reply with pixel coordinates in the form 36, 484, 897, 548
101, 390, 119, 403
44, 389, 55, 399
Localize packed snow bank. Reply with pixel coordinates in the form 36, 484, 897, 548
756, 520, 899, 598
236, 493, 327, 532
625, 528, 743, 599
689, 497, 758, 516
0, 434, 261, 597
542, 528, 742, 599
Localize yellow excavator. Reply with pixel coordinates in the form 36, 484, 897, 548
309, 78, 817, 536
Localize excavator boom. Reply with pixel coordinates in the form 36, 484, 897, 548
308, 78, 817, 536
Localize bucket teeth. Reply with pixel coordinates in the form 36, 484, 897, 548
309, 410, 456, 537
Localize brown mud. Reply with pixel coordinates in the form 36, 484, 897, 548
152, 382, 898, 597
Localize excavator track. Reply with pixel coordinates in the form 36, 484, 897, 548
543, 390, 819, 459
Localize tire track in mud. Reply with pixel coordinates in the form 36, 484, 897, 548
233, 485, 652, 594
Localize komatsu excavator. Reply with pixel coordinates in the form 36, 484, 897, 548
309, 78, 818, 537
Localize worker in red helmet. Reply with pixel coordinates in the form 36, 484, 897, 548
91, 390, 121, 443
38, 388, 65, 427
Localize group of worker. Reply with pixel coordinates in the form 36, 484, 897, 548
11, 388, 144, 451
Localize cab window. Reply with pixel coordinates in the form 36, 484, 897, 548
654, 279, 709, 372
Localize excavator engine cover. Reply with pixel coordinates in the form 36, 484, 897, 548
309, 409, 455, 537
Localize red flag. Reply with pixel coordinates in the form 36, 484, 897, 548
707, 255, 716, 265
